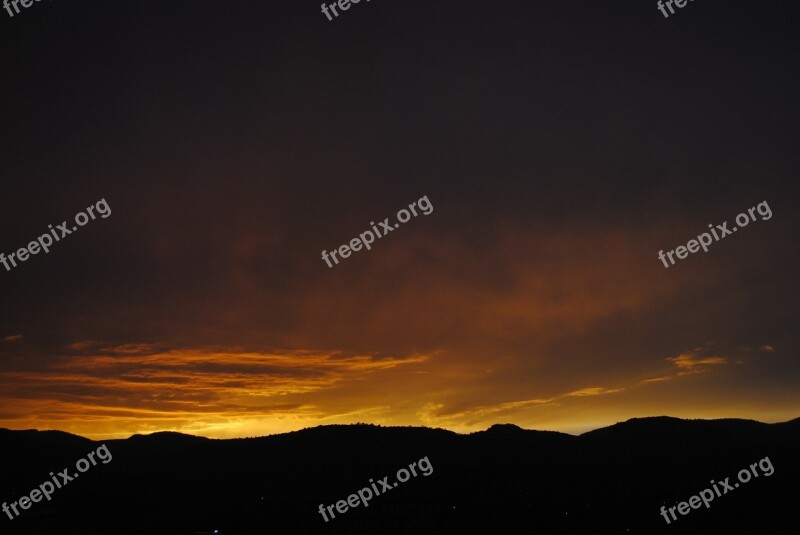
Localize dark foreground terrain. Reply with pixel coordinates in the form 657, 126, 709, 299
1, 417, 798, 535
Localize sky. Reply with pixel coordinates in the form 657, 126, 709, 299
1, 0, 798, 439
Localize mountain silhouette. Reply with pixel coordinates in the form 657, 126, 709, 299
1, 417, 797, 534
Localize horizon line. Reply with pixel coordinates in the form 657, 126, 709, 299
2, 414, 798, 442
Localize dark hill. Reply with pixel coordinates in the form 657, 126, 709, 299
0, 417, 797, 535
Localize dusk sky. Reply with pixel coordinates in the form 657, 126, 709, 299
1, 0, 798, 439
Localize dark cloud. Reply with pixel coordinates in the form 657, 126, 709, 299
0, 0, 798, 438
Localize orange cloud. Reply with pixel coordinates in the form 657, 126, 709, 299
667, 353, 728, 375
0, 348, 430, 439
68, 340, 100, 351
97, 343, 157, 355
639, 376, 672, 384
565, 387, 623, 397
416, 384, 625, 430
